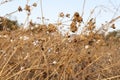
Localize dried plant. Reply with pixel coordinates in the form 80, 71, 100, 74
0, 0, 120, 80
69, 12, 83, 33
47, 23, 57, 32
0, 17, 18, 31
73, 12, 83, 23
32, 2, 37, 7
18, 6, 23, 12
40, 0, 44, 24
0, 0, 13, 6
111, 23, 116, 29
70, 21, 77, 32
59, 12, 64, 18
66, 14, 70, 18
87, 18, 96, 31
25, 4, 31, 12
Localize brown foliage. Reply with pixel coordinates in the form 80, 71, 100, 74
47, 24, 57, 32
0, 1, 120, 79
0, 25, 120, 80
0, 17, 18, 31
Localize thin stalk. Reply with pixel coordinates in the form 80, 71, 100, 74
40, 0, 44, 24
81, 0, 86, 17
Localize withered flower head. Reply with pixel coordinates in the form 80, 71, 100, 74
32, 3, 37, 7
47, 24, 57, 32
70, 21, 77, 32
25, 5, 31, 12
18, 6, 22, 12
59, 12, 64, 18
66, 14, 70, 18
74, 12, 80, 18
73, 12, 83, 23
111, 24, 116, 29
77, 16, 83, 23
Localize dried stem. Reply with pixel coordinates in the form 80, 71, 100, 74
81, 0, 86, 17
40, 0, 44, 24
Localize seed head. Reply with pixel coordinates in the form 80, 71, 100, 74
32, 3, 37, 7
77, 16, 83, 23
25, 5, 31, 12
70, 21, 77, 32
47, 24, 57, 32
74, 12, 80, 18
111, 24, 116, 29
18, 6, 22, 12
59, 12, 64, 18
66, 14, 70, 18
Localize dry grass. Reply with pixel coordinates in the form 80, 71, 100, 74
0, 0, 120, 80
0, 24, 120, 80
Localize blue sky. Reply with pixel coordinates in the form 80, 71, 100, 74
0, 0, 120, 29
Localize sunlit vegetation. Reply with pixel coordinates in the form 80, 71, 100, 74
0, 0, 120, 80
